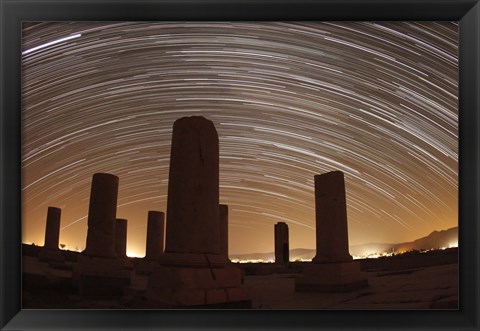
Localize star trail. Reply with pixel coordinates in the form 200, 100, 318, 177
21, 22, 458, 256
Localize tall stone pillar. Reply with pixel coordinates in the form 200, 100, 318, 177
146, 211, 165, 260
39, 206, 64, 262
313, 171, 352, 263
296, 171, 367, 292
44, 207, 61, 250
165, 116, 220, 255
148, 116, 253, 307
219, 204, 229, 259
83, 173, 119, 259
274, 222, 289, 264
115, 218, 128, 258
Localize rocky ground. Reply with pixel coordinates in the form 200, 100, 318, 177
22, 247, 458, 309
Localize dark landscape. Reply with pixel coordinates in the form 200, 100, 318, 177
22, 244, 458, 309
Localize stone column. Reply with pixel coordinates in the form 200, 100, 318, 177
44, 207, 61, 250
165, 116, 220, 255
83, 173, 119, 258
147, 116, 252, 307
312, 171, 352, 263
115, 218, 128, 258
219, 204, 229, 258
145, 211, 165, 259
274, 222, 289, 264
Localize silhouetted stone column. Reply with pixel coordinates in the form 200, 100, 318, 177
146, 211, 165, 259
165, 116, 220, 255
312, 171, 352, 263
115, 218, 127, 258
275, 222, 289, 264
44, 207, 61, 250
83, 173, 119, 259
148, 116, 252, 307
295, 171, 367, 293
39, 206, 65, 263
219, 204, 229, 258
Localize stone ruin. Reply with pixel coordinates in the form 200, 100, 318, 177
295, 171, 368, 292
38, 206, 65, 263
115, 218, 128, 258
135, 210, 165, 275
219, 204, 229, 260
146, 116, 253, 307
72, 173, 130, 298
274, 222, 289, 265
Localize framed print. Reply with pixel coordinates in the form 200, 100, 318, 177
1, 0, 479, 330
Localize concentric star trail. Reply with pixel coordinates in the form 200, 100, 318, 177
21, 22, 458, 256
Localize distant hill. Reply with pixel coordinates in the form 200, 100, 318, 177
230, 226, 458, 261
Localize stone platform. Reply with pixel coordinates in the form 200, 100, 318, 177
135, 260, 160, 275
38, 249, 65, 263
73, 255, 131, 298
146, 265, 253, 307
295, 261, 368, 292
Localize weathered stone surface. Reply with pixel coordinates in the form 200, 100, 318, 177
219, 204, 229, 258
312, 171, 353, 263
38, 207, 65, 262
158, 252, 228, 267
147, 117, 252, 307
226, 287, 252, 302
115, 218, 127, 258
145, 211, 165, 260
83, 173, 119, 258
165, 116, 220, 254
43, 207, 61, 250
72, 255, 130, 298
38, 248, 64, 263
295, 261, 368, 292
274, 222, 289, 264
212, 267, 243, 288
146, 265, 252, 307
148, 266, 215, 290
294, 171, 367, 293
135, 260, 160, 275
205, 288, 227, 304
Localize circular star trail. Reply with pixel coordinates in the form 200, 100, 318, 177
21, 22, 458, 256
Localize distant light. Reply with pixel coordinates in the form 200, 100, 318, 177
127, 251, 144, 258
448, 241, 458, 248
22, 33, 82, 55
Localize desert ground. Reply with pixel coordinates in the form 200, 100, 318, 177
22, 245, 457, 309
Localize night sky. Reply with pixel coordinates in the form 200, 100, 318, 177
21, 22, 458, 256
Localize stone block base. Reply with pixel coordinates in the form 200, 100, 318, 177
157, 252, 230, 267
295, 261, 368, 293
145, 265, 253, 307
38, 249, 65, 263
73, 255, 131, 298
135, 260, 160, 275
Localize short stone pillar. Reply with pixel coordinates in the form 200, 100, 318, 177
219, 204, 229, 259
148, 117, 253, 307
115, 218, 128, 258
83, 173, 119, 259
38, 207, 64, 262
296, 171, 368, 292
274, 222, 289, 264
136, 211, 165, 275
44, 207, 62, 250
145, 211, 165, 260
73, 173, 130, 298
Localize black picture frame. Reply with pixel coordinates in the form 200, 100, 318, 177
1, 0, 479, 330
